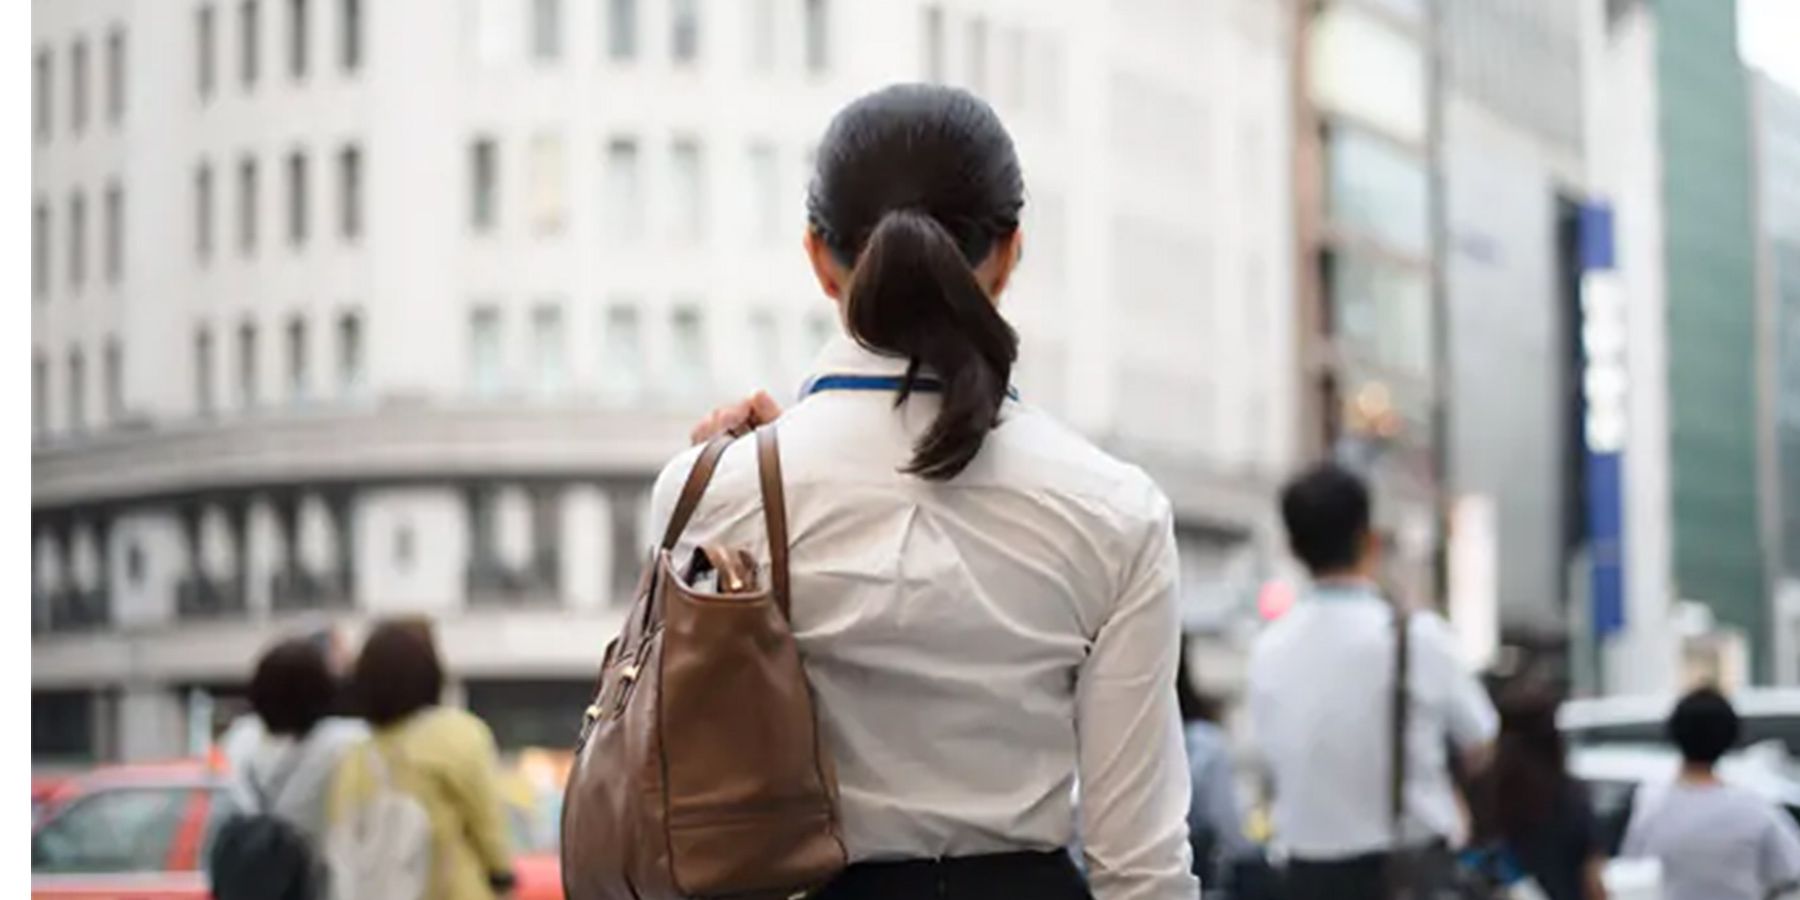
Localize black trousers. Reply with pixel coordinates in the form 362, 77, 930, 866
814, 851, 1094, 900
1283, 851, 1389, 900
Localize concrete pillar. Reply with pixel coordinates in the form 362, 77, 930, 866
116, 686, 184, 762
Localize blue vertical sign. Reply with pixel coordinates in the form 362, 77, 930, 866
1580, 203, 1627, 638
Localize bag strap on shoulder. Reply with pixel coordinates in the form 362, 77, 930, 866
1390, 602, 1412, 848
756, 427, 791, 618
660, 431, 743, 550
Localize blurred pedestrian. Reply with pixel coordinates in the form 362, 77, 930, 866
327, 619, 515, 900
673, 83, 1197, 900
1176, 653, 1251, 890
1621, 687, 1800, 900
1246, 463, 1497, 900
211, 637, 367, 900
1466, 682, 1608, 900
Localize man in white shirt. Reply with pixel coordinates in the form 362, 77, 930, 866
1246, 464, 1498, 900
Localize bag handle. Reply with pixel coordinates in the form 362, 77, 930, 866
1390, 602, 1412, 847
659, 431, 743, 550
755, 427, 792, 619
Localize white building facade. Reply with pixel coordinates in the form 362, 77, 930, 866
31, 0, 1295, 761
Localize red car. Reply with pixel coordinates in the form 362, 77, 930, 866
31, 760, 563, 899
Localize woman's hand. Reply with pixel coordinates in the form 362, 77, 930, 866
690, 391, 783, 444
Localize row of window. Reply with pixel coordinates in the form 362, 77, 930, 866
919, 2, 1045, 114
32, 341, 124, 439
467, 133, 795, 242
192, 311, 366, 417
32, 27, 126, 141
464, 301, 835, 402
196, 0, 363, 99
482, 0, 830, 73
33, 185, 125, 299
194, 145, 362, 261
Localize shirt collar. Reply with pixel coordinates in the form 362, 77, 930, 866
1307, 579, 1381, 603
803, 332, 914, 385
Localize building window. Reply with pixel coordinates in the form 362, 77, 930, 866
1000, 27, 1026, 109
922, 6, 944, 82
34, 47, 51, 139
528, 134, 567, 235
286, 150, 308, 246
669, 305, 709, 400
599, 303, 643, 403
1326, 125, 1429, 257
965, 17, 988, 94
531, 0, 561, 62
33, 201, 50, 298
670, 138, 704, 243
340, 0, 362, 71
804, 0, 829, 74
603, 137, 642, 242
196, 326, 216, 416
68, 191, 86, 289
286, 316, 309, 402
671, 0, 699, 65
240, 0, 259, 87
66, 349, 86, 434
288, 0, 309, 79
607, 0, 636, 61
338, 144, 362, 240
747, 142, 779, 244
33, 352, 49, 436
238, 321, 259, 408
470, 138, 498, 231
103, 183, 123, 284
749, 0, 775, 73
238, 156, 259, 253
198, 4, 217, 98
1328, 251, 1431, 378
530, 303, 567, 396
70, 39, 89, 134
469, 306, 503, 398
196, 163, 214, 260
105, 29, 125, 123
337, 310, 363, 395
747, 308, 781, 387
103, 339, 123, 422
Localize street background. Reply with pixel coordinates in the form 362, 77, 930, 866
26, 0, 1800, 837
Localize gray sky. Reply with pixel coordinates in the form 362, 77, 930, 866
1741, 0, 1800, 92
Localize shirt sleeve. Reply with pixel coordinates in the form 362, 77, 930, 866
1075, 492, 1201, 900
443, 713, 516, 879
1417, 615, 1498, 750
1759, 804, 1800, 892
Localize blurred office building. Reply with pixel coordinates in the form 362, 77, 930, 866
31, 0, 1296, 763
1755, 71, 1800, 686
1583, 0, 1768, 693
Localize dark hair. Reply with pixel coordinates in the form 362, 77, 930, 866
350, 618, 445, 728
249, 638, 339, 737
1476, 682, 1569, 843
1279, 463, 1372, 575
808, 84, 1023, 481
1668, 687, 1740, 765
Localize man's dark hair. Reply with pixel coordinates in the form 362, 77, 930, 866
1668, 687, 1740, 766
249, 637, 339, 736
350, 618, 444, 728
1279, 463, 1372, 575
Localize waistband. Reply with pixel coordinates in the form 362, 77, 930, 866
821, 850, 1089, 899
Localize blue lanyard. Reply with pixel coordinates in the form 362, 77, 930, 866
802, 374, 1020, 401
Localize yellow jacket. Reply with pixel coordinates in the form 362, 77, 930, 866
329, 707, 515, 900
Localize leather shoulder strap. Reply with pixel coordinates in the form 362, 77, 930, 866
1390, 602, 1412, 846
659, 433, 739, 550
755, 427, 792, 618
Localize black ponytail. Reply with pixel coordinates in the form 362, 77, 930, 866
808, 85, 1025, 481
847, 208, 1018, 480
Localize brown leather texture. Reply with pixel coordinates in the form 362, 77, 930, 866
562, 428, 846, 900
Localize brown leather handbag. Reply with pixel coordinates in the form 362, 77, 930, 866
561, 427, 846, 900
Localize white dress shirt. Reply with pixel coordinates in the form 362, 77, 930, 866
1245, 583, 1498, 860
648, 335, 1198, 900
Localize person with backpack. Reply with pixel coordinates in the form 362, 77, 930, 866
658, 83, 1198, 899
1245, 463, 1498, 900
1465, 683, 1608, 900
1176, 652, 1252, 893
1621, 687, 1800, 900
211, 637, 368, 900
328, 619, 515, 900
